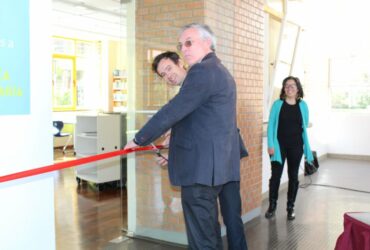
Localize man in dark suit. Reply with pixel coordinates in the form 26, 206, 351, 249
125, 23, 247, 250
152, 51, 248, 250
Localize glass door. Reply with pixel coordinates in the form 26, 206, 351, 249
124, 0, 186, 244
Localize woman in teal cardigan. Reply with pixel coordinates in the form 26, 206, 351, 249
266, 76, 314, 220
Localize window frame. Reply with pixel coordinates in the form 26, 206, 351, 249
329, 57, 370, 112
52, 36, 101, 112
52, 54, 77, 111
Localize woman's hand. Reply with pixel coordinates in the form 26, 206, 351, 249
268, 147, 274, 156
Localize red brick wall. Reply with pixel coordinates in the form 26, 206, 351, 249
136, 0, 204, 111
203, 0, 264, 215
229, 0, 264, 214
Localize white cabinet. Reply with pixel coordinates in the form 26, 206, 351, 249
74, 113, 126, 185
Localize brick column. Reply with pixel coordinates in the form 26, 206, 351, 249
203, 0, 264, 216
133, 0, 264, 243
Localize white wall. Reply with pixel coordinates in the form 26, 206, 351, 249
302, 0, 370, 157
0, 0, 55, 249
328, 112, 370, 156
262, 0, 370, 197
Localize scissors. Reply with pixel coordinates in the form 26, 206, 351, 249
151, 143, 168, 162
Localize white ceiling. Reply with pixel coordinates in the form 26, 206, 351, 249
52, 0, 128, 40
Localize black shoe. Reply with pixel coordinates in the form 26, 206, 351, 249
287, 208, 295, 220
265, 202, 277, 219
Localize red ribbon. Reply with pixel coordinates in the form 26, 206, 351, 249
0, 145, 164, 183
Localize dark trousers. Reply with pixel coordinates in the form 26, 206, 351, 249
219, 181, 248, 250
269, 146, 303, 207
181, 182, 247, 250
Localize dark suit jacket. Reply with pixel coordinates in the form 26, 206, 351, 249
238, 129, 248, 158
135, 53, 240, 186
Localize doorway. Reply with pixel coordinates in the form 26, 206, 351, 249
51, 0, 129, 249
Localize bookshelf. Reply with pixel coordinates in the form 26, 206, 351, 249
112, 69, 127, 112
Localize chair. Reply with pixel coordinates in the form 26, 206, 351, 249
53, 120, 72, 154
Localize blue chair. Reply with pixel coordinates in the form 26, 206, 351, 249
53, 120, 72, 154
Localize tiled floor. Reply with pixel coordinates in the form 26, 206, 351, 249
243, 158, 370, 250
103, 157, 370, 250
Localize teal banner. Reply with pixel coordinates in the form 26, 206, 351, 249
0, 0, 30, 115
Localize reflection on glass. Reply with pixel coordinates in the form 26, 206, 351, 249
135, 152, 184, 230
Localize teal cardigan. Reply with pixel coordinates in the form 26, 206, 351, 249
267, 99, 314, 165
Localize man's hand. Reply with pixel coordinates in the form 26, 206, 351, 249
155, 153, 168, 167
124, 139, 139, 150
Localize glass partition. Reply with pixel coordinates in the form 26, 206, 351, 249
124, 0, 186, 244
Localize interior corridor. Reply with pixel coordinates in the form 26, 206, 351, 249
54, 150, 370, 250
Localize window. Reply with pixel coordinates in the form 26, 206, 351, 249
52, 37, 101, 111
263, 14, 301, 120
265, 0, 285, 16
330, 57, 370, 111
52, 56, 75, 109
268, 21, 300, 108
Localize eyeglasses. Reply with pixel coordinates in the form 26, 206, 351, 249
285, 84, 297, 89
177, 40, 193, 51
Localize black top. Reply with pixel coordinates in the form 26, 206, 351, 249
278, 100, 303, 148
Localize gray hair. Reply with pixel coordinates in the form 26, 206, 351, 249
180, 23, 217, 52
